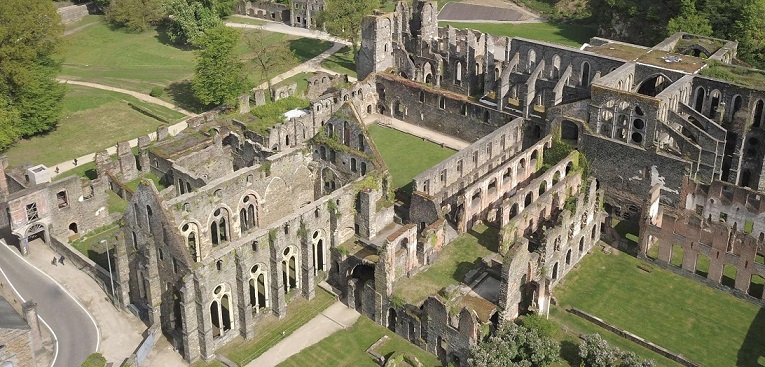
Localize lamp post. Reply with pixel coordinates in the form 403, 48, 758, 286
101, 239, 116, 301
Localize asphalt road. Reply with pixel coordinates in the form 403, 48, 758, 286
0, 241, 99, 367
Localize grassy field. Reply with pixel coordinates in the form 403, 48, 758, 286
224, 16, 268, 26
367, 125, 455, 190
552, 248, 765, 367
278, 316, 441, 367
321, 46, 356, 79
215, 288, 336, 366
2, 85, 185, 167
394, 224, 497, 305
60, 17, 333, 111
439, 22, 595, 47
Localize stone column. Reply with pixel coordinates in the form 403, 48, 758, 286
235, 252, 254, 339
113, 233, 131, 308
180, 276, 200, 362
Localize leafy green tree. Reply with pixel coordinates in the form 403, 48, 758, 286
200, 0, 237, 17
469, 322, 559, 367
245, 33, 296, 97
666, 0, 712, 36
106, 0, 164, 32
164, 0, 222, 46
317, 0, 376, 60
192, 26, 252, 107
0, 0, 65, 150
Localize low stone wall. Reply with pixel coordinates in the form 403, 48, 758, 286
639, 255, 765, 307
568, 307, 701, 367
57, 2, 96, 24
49, 236, 124, 305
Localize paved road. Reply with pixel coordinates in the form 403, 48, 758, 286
0, 241, 99, 367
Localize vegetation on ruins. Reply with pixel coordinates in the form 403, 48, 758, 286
0, 0, 65, 151
316, 0, 377, 60
192, 26, 252, 107
245, 96, 310, 134
106, 0, 164, 32
578, 334, 654, 367
469, 320, 560, 367
245, 32, 297, 97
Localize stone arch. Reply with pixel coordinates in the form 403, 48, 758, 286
239, 193, 259, 234
210, 284, 232, 338
312, 229, 327, 274
566, 248, 572, 265
693, 86, 705, 112
25, 223, 46, 244
561, 119, 578, 142
730, 95, 743, 120
581, 61, 590, 86
209, 207, 230, 246
709, 89, 721, 119
551, 262, 559, 280
68, 222, 78, 235
754, 99, 764, 127
456, 61, 462, 85
282, 246, 299, 294
635, 73, 673, 97
387, 308, 397, 331
249, 264, 269, 313
527, 49, 536, 71
181, 222, 201, 262
423, 61, 433, 84
550, 54, 561, 79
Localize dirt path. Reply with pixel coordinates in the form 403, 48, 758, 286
57, 79, 197, 117
255, 42, 354, 90
363, 113, 471, 150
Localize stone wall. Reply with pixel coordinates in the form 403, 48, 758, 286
57, 2, 95, 24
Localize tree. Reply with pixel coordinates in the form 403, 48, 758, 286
0, 0, 65, 150
192, 26, 252, 107
579, 334, 655, 367
469, 322, 559, 367
106, 0, 164, 32
666, 0, 712, 36
164, 0, 222, 46
245, 33, 296, 97
318, 0, 376, 60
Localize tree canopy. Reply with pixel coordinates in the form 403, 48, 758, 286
469, 321, 560, 367
0, 0, 65, 150
106, 0, 164, 32
579, 334, 655, 367
317, 0, 376, 59
192, 26, 252, 107
164, 0, 223, 46
245, 33, 296, 96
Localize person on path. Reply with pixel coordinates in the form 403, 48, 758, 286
73, 158, 78, 166
51, 257, 57, 266
59, 255, 65, 265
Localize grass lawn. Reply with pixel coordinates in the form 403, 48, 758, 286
278, 316, 441, 367
70, 224, 120, 270
321, 46, 357, 79
274, 72, 315, 97
215, 288, 336, 366
2, 85, 184, 167
60, 17, 333, 111
224, 15, 268, 26
367, 125, 455, 191
125, 172, 167, 192
551, 248, 765, 367
393, 224, 497, 305
438, 22, 595, 47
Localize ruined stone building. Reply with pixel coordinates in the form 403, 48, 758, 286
0, 297, 42, 367
235, 0, 323, 29
2, 0, 765, 365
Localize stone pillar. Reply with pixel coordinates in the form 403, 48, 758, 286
137, 135, 151, 173
235, 252, 254, 339
238, 94, 251, 114
271, 247, 287, 319
301, 237, 316, 301
22, 301, 41, 352
180, 276, 200, 362
157, 126, 170, 141
113, 234, 131, 308
145, 239, 162, 325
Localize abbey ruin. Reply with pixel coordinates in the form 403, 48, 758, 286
1, 0, 764, 365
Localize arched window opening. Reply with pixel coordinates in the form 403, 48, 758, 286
210, 208, 230, 246
581, 62, 590, 87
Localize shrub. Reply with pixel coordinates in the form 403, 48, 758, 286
149, 87, 164, 97
81, 353, 107, 367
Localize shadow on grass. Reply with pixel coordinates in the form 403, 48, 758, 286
288, 38, 333, 62
167, 80, 207, 113
453, 260, 481, 283
560, 339, 581, 366
737, 306, 765, 367
468, 226, 499, 252
325, 46, 355, 70
395, 182, 414, 206
87, 249, 111, 271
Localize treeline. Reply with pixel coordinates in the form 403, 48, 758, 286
589, 0, 765, 68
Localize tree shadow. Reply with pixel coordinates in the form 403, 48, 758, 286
560, 339, 581, 366
288, 38, 333, 62
166, 80, 207, 113
453, 260, 481, 283
153, 25, 197, 51
468, 226, 499, 252
737, 306, 765, 367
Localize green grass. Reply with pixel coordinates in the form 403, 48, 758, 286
367, 125, 455, 191
393, 224, 497, 305
224, 16, 268, 26
64, 14, 102, 34
2, 86, 183, 167
60, 17, 332, 112
274, 72, 314, 97
552, 249, 765, 367
321, 46, 357, 79
242, 96, 311, 135
107, 190, 129, 214
278, 317, 441, 367
438, 22, 595, 47
669, 245, 684, 267
219, 288, 336, 366
71, 224, 120, 270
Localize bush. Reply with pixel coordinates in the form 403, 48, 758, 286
81, 353, 107, 367
149, 87, 164, 97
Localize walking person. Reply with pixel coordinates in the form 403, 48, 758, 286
59, 255, 65, 266
51, 257, 57, 266
73, 158, 78, 166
